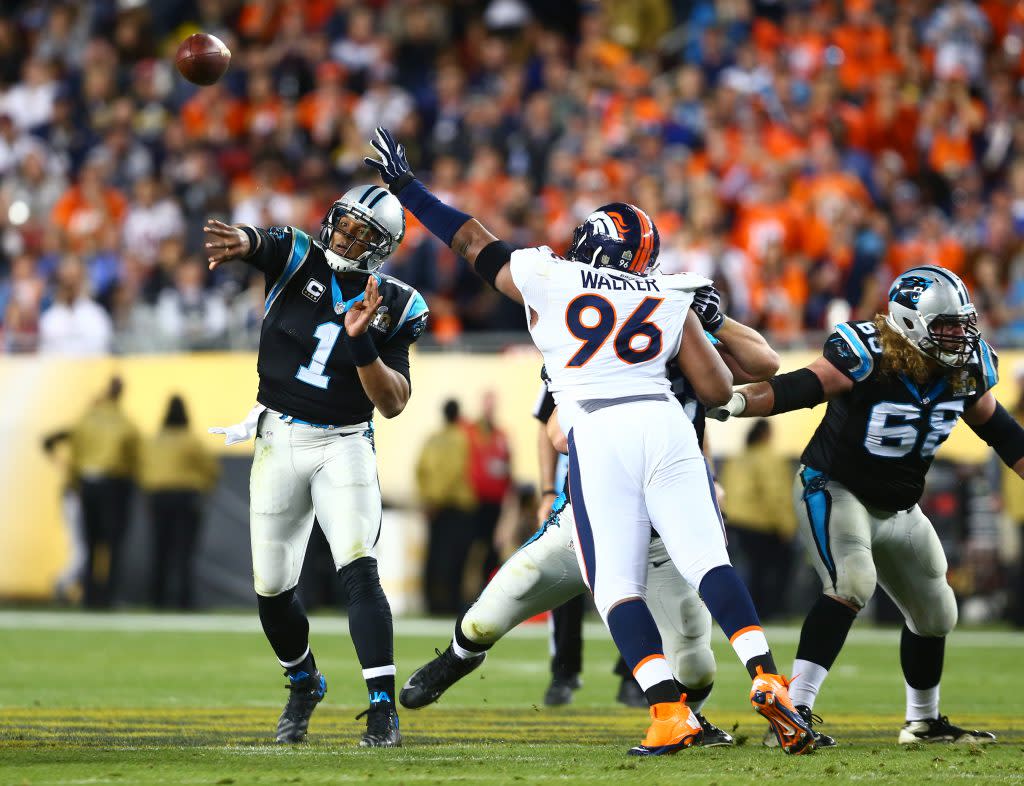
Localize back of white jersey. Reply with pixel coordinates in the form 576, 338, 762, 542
510, 246, 708, 412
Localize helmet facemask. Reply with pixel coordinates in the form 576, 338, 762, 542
319, 202, 393, 275
919, 311, 980, 368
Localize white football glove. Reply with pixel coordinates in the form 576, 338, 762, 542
706, 391, 747, 422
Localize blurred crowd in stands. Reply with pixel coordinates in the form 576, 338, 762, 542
2, 0, 1024, 353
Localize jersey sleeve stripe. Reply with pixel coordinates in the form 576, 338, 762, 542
387, 289, 429, 339
264, 229, 311, 317
979, 340, 998, 389
835, 323, 874, 381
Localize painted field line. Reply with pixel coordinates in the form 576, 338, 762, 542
0, 611, 1021, 647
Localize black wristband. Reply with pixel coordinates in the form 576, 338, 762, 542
768, 368, 825, 415
970, 401, 1024, 468
347, 330, 379, 366
389, 171, 415, 195
477, 240, 514, 289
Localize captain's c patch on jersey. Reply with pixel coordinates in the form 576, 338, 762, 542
302, 278, 326, 303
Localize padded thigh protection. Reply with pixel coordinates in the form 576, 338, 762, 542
646, 538, 715, 688
793, 471, 877, 609
460, 507, 585, 647
873, 507, 957, 637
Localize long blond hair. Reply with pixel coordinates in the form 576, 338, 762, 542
873, 314, 943, 384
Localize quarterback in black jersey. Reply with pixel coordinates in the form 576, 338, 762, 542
204, 184, 427, 748
712, 265, 1024, 746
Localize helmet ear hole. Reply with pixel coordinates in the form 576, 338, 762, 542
903, 317, 914, 329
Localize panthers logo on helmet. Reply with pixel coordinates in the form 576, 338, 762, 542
889, 274, 933, 309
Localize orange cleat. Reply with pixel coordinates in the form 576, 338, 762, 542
627, 695, 704, 756
750, 669, 816, 755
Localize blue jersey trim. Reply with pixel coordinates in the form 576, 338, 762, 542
978, 340, 998, 390
265, 229, 311, 316
331, 273, 382, 314
800, 466, 837, 586
835, 323, 874, 381
389, 289, 429, 339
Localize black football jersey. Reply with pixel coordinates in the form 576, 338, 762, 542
801, 320, 998, 512
243, 224, 428, 426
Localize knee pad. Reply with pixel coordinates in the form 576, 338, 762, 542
833, 551, 877, 610
906, 582, 958, 638
252, 540, 299, 596
338, 556, 385, 604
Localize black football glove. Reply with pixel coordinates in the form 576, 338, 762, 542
691, 285, 725, 334
363, 126, 414, 194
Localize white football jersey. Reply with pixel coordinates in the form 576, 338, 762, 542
509, 246, 709, 426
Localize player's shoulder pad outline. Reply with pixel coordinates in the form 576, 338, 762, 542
975, 338, 999, 391
377, 273, 429, 341
264, 226, 312, 317
829, 320, 878, 382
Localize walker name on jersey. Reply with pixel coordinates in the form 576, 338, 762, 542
580, 269, 660, 292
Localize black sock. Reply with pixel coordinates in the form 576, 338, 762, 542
257, 588, 312, 669
745, 653, 778, 679
796, 594, 858, 669
900, 625, 945, 689
645, 679, 681, 706
339, 557, 395, 700
678, 681, 713, 706
367, 674, 396, 706
453, 609, 491, 655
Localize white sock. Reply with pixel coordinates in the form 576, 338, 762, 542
451, 637, 482, 661
905, 682, 939, 722
789, 659, 829, 709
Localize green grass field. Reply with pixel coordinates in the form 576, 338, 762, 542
1, 612, 1021, 785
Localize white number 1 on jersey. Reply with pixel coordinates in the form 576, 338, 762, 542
296, 321, 343, 389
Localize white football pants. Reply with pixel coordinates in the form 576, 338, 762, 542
566, 398, 730, 620
461, 501, 716, 688
794, 465, 957, 637
249, 411, 382, 597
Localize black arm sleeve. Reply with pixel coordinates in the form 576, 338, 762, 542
378, 333, 413, 387
239, 225, 292, 280
767, 368, 826, 414
476, 240, 514, 289
533, 384, 556, 424
970, 401, 1024, 468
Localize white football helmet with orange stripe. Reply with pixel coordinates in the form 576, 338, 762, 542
567, 202, 661, 277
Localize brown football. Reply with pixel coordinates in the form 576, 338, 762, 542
175, 33, 231, 86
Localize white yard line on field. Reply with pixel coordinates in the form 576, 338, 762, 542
0, 610, 1021, 647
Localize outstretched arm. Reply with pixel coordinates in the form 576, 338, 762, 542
710, 356, 852, 420
676, 310, 733, 407
364, 127, 523, 304
687, 286, 779, 383
964, 391, 1024, 477
715, 318, 780, 383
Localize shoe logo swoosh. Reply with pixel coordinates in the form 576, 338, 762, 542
651, 559, 670, 568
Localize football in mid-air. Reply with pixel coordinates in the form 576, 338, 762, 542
175, 33, 231, 86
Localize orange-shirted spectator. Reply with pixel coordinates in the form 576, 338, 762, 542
864, 75, 920, 166
831, 0, 896, 94
180, 83, 246, 142
733, 167, 803, 264
889, 209, 966, 278
51, 160, 128, 254
296, 63, 355, 146
791, 139, 871, 259
244, 69, 283, 138
238, 0, 281, 44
